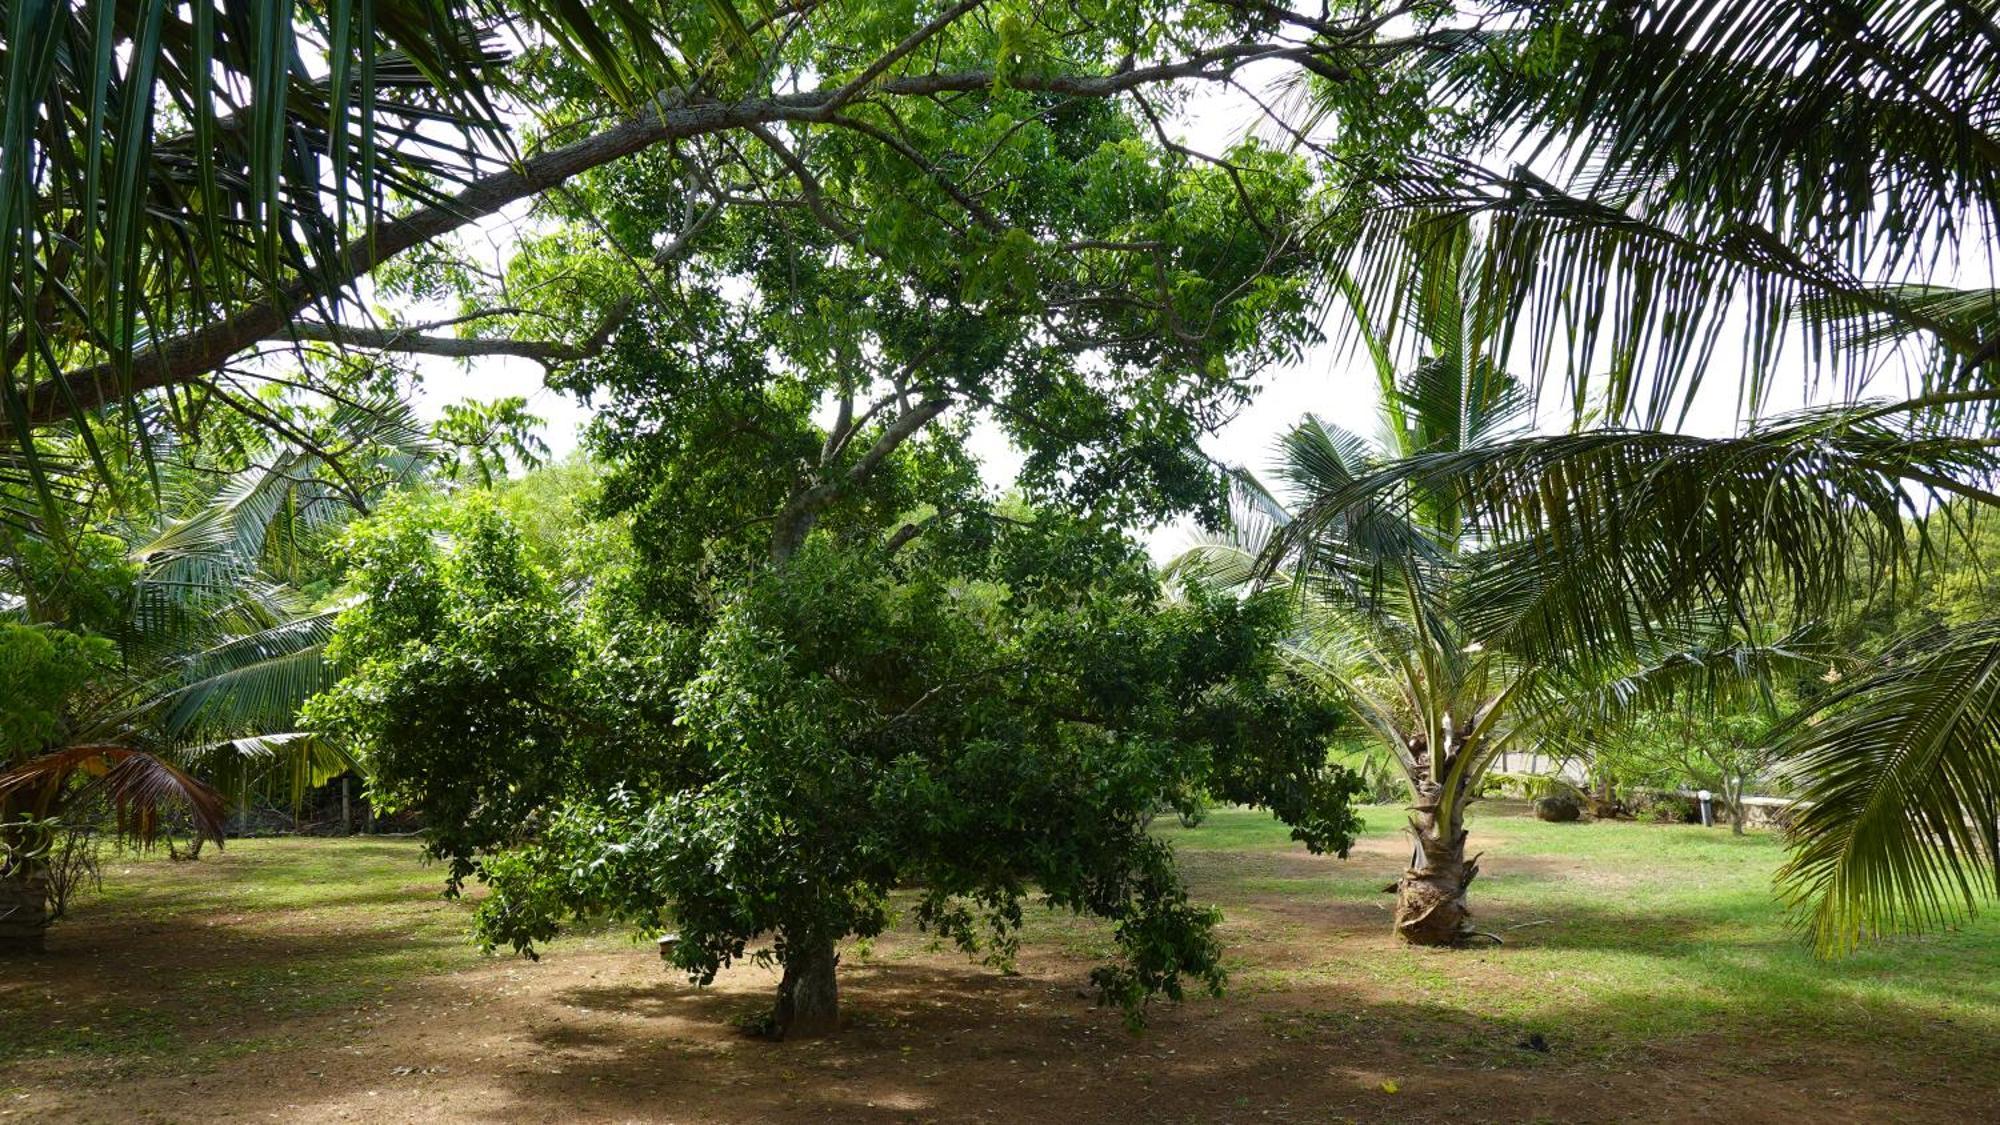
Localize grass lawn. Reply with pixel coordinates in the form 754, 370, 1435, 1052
2, 801, 1994, 1123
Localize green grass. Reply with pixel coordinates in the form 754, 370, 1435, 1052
0, 838, 653, 1069
1160, 802, 2000, 1069
5, 804, 1996, 1088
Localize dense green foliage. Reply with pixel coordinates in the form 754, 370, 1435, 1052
310, 488, 1361, 1027
0, 385, 557, 947
289, 5, 1388, 1030
8, 0, 2000, 980
0, 623, 110, 757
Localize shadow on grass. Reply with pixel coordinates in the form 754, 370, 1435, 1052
0, 891, 478, 1065
9, 826, 1999, 1124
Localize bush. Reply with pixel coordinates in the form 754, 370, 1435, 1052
1641, 794, 1699, 824
1484, 773, 1584, 803
43, 824, 104, 922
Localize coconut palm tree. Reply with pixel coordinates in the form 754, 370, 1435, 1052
1171, 221, 1566, 944
0, 407, 441, 950
1298, 0, 2000, 951
1175, 218, 1998, 944
1277, 395, 2000, 949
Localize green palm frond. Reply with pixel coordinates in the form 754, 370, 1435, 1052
137, 449, 321, 570
1164, 534, 1268, 594
1343, 0, 2000, 423
1266, 417, 1451, 622
1471, 0, 2000, 264
187, 731, 357, 813
1776, 619, 2000, 953
1524, 628, 1818, 755
30, 435, 377, 808
0, 0, 514, 486
1302, 399, 2000, 664
149, 610, 339, 738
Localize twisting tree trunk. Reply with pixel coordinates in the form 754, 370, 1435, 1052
0, 868, 49, 954
1393, 744, 1484, 946
754, 398, 951, 1035
772, 933, 840, 1038
1723, 772, 1747, 836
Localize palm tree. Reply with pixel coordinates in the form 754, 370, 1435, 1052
1300, 0, 2000, 950
1172, 223, 1565, 944
1176, 220, 1996, 944
0, 412, 437, 950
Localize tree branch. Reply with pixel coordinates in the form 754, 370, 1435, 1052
9, 42, 1331, 434
771, 396, 952, 562
283, 323, 591, 363
277, 201, 720, 368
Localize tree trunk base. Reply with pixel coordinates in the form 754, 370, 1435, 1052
1394, 867, 1480, 946
0, 872, 49, 955
1392, 821, 1490, 946
772, 937, 840, 1038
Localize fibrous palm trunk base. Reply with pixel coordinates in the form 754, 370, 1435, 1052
772, 936, 840, 1038
1393, 811, 1490, 947
0, 870, 49, 954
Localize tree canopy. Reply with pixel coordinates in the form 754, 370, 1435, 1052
308, 482, 1362, 1033
7, 0, 2000, 977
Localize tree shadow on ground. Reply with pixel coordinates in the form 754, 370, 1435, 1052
0, 896, 478, 1067
409, 948, 1989, 1124
8, 831, 1998, 1124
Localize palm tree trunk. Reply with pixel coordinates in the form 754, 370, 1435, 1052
772, 933, 840, 1037
1394, 777, 1481, 946
0, 867, 48, 954
1588, 768, 1620, 818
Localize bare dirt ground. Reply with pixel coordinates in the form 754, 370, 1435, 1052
2, 821, 1993, 1124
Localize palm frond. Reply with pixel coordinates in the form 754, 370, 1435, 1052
1267, 417, 1450, 596
0, 0, 514, 485
1524, 628, 1819, 757
187, 731, 356, 813
0, 745, 227, 845
1345, 0, 2000, 422
1310, 399, 2000, 664
149, 611, 340, 739
1776, 619, 2000, 953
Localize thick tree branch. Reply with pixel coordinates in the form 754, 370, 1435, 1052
285, 323, 591, 363
846, 397, 951, 487
10, 42, 1329, 435
822, 0, 990, 112
279, 201, 720, 369
772, 396, 952, 562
